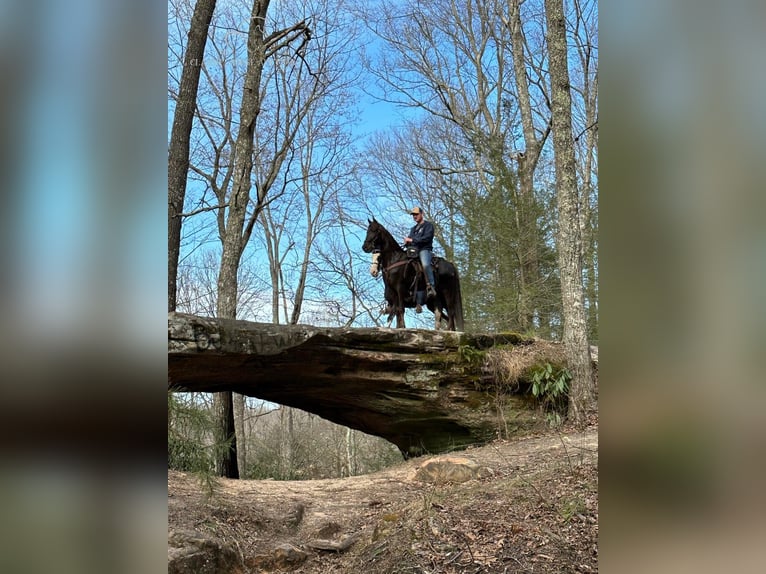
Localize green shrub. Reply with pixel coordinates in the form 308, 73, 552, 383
529, 363, 571, 426
168, 393, 215, 473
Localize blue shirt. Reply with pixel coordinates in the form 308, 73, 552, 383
409, 220, 434, 251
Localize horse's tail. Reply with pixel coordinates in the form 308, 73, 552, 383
451, 267, 465, 331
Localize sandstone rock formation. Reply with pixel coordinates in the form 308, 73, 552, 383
168, 312, 556, 455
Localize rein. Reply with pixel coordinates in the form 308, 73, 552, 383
368, 228, 417, 281
370, 251, 411, 278
382, 260, 410, 274
379, 256, 419, 296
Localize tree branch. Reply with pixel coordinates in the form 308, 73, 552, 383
411, 161, 479, 177
574, 118, 598, 142
264, 21, 310, 59
180, 203, 230, 218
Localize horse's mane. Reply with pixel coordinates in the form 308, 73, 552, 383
372, 218, 403, 252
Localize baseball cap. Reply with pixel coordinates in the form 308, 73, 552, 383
409, 207, 423, 215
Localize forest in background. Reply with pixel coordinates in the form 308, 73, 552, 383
169, 394, 403, 480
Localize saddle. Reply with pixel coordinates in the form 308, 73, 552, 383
405, 246, 441, 268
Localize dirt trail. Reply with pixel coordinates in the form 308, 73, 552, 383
169, 428, 598, 573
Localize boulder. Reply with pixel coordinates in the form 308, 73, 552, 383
413, 456, 492, 484
168, 529, 244, 574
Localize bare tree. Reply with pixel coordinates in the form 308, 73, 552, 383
211, 0, 310, 478
215, 1, 310, 320
544, 0, 595, 423
169, 0, 217, 312
174, 0, 353, 476
252, 0, 362, 326
570, 0, 599, 339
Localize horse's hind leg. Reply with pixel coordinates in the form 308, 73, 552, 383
396, 308, 406, 329
446, 309, 455, 331
433, 307, 442, 330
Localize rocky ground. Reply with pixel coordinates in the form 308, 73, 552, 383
168, 421, 598, 573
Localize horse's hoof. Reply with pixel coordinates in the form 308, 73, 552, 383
415, 304, 422, 313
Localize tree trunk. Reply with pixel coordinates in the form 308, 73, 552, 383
168, 0, 217, 312
233, 392, 247, 475
582, 83, 599, 341
279, 407, 295, 479
216, 0, 271, 320
544, 0, 595, 423
213, 390, 239, 478
213, 0, 272, 478
289, 206, 313, 325
345, 427, 356, 478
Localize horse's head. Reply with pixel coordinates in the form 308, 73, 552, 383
362, 218, 380, 253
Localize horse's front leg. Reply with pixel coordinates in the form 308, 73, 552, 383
384, 301, 395, 327
396, 307, 406, 329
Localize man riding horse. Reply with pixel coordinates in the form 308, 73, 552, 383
363, 214, 465, 331
404, 206, 437, 313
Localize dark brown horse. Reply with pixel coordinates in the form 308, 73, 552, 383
363, 218, 464, 331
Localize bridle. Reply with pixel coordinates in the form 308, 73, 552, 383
369, 247, 411, 278
367, 228, 415, 279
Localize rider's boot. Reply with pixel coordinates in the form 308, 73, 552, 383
423, 264, 437, 300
